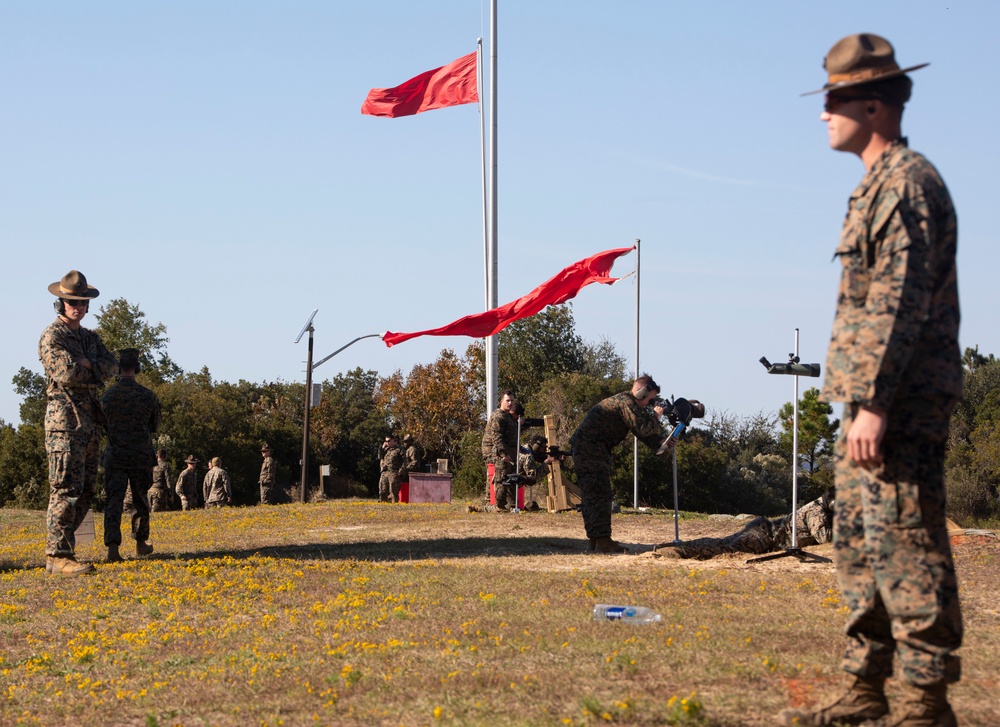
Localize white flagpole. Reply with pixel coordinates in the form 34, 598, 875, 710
478, 38, 488, 314
485, 0, 499, 418
633, 238, 641, 509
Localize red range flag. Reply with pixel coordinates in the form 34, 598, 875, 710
382, 246, 635, 347
361, 51, 478, 118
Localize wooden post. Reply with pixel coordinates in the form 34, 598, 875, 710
544, 415, 580, 512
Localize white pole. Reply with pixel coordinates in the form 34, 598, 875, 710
633, 238, 640, 509
478, 38, 487, 314
485, 0, 499, 418
791, 328, 800, 548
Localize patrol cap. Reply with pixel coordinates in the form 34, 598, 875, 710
48, 270, 100, 300
803, 33, 927, 96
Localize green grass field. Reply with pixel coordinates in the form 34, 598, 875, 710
1, 502, 997, 726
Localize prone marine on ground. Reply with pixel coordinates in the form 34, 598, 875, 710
656, 487, 834, 560
40, 270, 119, 576
777, 33, 963, 727
100, 348, 159, 563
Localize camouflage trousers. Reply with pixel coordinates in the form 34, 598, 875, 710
148, 487, 171, 512
260, 484, 277, 505
833, 401, 962, 687
178, 483, 198, 510
574, 459, 614, 539
486, 457, 515, 508
45, 429, 100, 557
379, 472, 401, 502
664, 517, 777, 559
104, 467, 152, 547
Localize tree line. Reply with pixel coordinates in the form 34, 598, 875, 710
1, 301, 997, 524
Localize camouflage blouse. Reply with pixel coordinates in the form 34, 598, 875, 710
821, 140, 961, 411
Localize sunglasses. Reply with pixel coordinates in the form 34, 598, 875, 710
63, 299, 90, 308
823, 95, 874, 113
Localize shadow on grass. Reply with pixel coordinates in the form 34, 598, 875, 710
167, 534, 594, 563
3, 534, 602, 574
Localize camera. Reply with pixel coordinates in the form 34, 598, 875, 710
653, 396, 705, 428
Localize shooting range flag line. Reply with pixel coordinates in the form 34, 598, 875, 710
361, 51, 478, 118
382, 245, 635, 347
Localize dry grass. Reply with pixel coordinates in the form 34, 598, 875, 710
1, 501, 998, 726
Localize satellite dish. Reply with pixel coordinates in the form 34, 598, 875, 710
294, 309, 318, 344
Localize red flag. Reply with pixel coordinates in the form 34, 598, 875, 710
361, 52, 478, 118
382, 246, 634, 347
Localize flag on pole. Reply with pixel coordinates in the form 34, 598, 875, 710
382, 246, 635, 347
361, 51, 478, 118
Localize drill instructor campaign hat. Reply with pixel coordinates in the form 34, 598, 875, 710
802, 33, 928, 96
261, 444, 272, 452
185, 455, 199, 464
48, 270, 100, 300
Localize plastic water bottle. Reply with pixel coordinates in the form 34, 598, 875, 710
592, 604, 661, 624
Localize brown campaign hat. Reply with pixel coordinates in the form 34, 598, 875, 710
803, 33, 928, 96
48, 270, 100, 300
185, 455, 199, 464
261, 444, 272, 452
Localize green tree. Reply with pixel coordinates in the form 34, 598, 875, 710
375, 348, 483, 479
777, 387, 840, 474
496, 304, 586, 404
12, 367, 46, 427
947, 355, 1000, 522
310, 368, 388, 496
0, 422, 47, 508
94, 298, 182, 383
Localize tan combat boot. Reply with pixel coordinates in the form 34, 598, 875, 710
107, 544, 123, 563
884, 684, 957, 727
49, 556, 96, 577
591, 536, 631, 554
136, 541, 154, 557
777, 675, 888, 726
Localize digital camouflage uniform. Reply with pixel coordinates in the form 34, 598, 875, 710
39, 318, 119, 558
101, 377, 161, 548
481, 408, 517, 508
405, 444, 422, 476
517, 449, 549, 485
259, 454, 277, 505
659, 494, 834, 559
149, 457, 173, 512
203, 465, 232, 507
570, 392, 664, 539
821, 139, 962, 687
176, 466, 199, 510
378, 444, 405, 502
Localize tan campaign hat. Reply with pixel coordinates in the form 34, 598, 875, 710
48, 270, 100, 300
803, 33, 927, 96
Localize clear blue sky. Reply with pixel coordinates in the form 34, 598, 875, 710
2, 1, 997, 427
